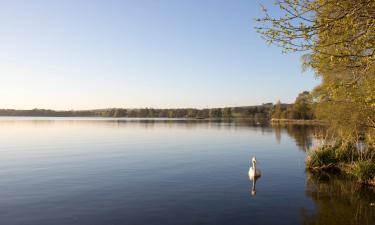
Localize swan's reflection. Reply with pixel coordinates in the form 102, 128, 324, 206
249, 175, 259, 196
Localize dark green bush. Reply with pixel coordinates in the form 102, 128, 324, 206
307, 146, 338, 168
353, 161, 375, 183
335, 145, 359, 163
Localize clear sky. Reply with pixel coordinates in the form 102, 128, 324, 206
0, 0, 319, 110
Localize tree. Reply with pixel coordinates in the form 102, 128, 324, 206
209, 108, 222, 118
271, 100, 282, 119
113, 109, 127, 117
255, 0, 375, 71
167, 110, 175, 118
292, 91, 314, 120
222, 108, 232, 118
196, 109, 209, 118
256, 0, 375, 148
187, 109, 198, 118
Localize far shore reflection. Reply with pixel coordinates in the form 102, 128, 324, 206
301, 173, 375, 225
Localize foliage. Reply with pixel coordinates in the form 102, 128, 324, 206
270, 100, 283, 119
221, 108, 232, 118
0, 104, 274, 119
255, 0, 375, 67
352, 161, 375, 184
306, 142, 375, 184
209, 108, 222, 118
292, 91, 314, 119
306, 145, 338, 168
270, 91, 314, 119
256, 0, 375, 150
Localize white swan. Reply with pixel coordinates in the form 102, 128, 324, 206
248, 156, 261, 180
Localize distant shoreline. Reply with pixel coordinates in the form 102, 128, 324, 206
270, 118, 327, 125
0, 116, 327, 126
0, 105, 276, 119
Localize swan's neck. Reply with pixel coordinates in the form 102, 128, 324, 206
252, 162, 256, 172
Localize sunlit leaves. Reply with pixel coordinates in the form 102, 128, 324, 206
255, 0, 375, 147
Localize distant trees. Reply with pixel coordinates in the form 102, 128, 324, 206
113, 109, 127, 117
0, 104, 277, 120
187, 109, 198, 118
0, 99, 318, 121
271, 101, 282, 119
0, 109, 95, 117
221, 108, 232, 118
209, 108, 222, 118
196, 109, 209, 119
270, 91, 314, 120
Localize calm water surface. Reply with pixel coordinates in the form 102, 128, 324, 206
0, 118, 374, 225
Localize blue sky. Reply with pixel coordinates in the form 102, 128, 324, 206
0, 0, 319, 110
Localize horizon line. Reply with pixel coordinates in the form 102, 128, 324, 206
0, 102, 294, 111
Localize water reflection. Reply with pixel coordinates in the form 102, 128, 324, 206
250, 177, 259, 196
0, 118, 373, 225
302, 173, 375, 225
273, 124, 327, 151
0, 117, 270, 129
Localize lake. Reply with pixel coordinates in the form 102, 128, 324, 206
0, 118, 374, 225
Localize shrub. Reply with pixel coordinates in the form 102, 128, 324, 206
335, 145, 359, 163
352, 161, 375, 184
307, 146, 338, 168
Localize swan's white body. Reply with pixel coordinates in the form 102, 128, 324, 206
249, 167, 261, 178
248, 156, 261, 180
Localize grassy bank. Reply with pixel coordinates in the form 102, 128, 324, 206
306, 144, 375, 185
270, 118, 327, 125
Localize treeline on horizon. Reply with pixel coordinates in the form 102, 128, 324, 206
0, 103, 275, 119
0, 107, 274, 119
0, 91, 315, 120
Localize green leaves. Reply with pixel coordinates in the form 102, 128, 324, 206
255, 0, 375, 149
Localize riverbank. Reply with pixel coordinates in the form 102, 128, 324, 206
306, 144, 375, 186
270, 118, 327, 125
